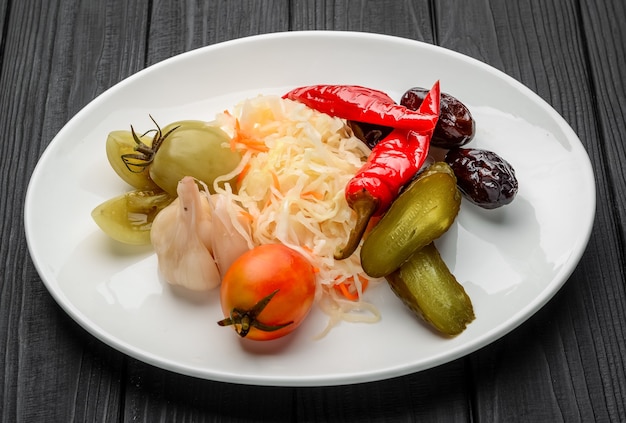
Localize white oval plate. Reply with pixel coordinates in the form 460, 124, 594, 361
25, 31, 595, 386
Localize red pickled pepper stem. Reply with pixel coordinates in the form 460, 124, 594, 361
283, 85, 439, 131
335, 81, 441, 260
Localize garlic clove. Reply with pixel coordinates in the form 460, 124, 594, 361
151, 176, 221, 291
210, 193, 253, 276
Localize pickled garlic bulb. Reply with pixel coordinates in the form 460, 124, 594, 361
209, 192, 253, 276
150, 176, 220, 291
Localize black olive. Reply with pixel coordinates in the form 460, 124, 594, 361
444, 148, 518, 209
401, 87, 475, 149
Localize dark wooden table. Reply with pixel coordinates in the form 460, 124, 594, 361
2, 0, 625, 421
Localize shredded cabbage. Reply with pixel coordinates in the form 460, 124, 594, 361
212, 95, 382, 332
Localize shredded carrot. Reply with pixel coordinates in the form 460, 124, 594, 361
231, 118, 269, 153
240, 138, 270, 153
334, 275, 369, 301
238, 210, 255, 223
270, 171, 280, 191
236, 163, 251, 186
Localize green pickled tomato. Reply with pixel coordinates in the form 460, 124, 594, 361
149, 121, 241, 196
91, 189, 174, 245
105, 130, 159, 190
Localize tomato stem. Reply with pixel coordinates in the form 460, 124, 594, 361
217, 289, 294, 338
120, 115, 180, 174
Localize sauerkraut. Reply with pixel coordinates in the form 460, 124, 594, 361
212, 95, 382, 332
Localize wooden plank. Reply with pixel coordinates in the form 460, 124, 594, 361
433, 0, 626, 421
123, 359, 295, 422
0, 0, 151, 421
147, 0, 290, 65
295, 360, 471, 422
290, 0, 435, 43
581, 0, 626, 243
0, 0, 8, 46
577, 0, 626, 418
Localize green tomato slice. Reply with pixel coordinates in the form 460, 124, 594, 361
91, 189, 174, 245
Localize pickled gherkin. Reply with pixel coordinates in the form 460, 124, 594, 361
360, 162, 461, 278
386, 243, 475, 336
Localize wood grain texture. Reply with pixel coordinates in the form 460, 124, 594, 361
579, 0, 626, 418
123, 360, 295, 422
147, 0, 290, 65
294, 360, 471, 422
0, 0, 7, 47
1, 0, 625, 421
290, 0, 434, 42
0, 0, 149, 421
582, 0, 626, 244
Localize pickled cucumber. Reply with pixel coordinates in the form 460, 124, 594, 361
360, 162, 461, 278
386, 243, 475, 336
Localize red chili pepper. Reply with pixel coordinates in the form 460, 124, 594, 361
334, 81, 440, 259
283, 85, 438, 132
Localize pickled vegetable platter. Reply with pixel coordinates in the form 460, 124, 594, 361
24, 32, 595, 386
